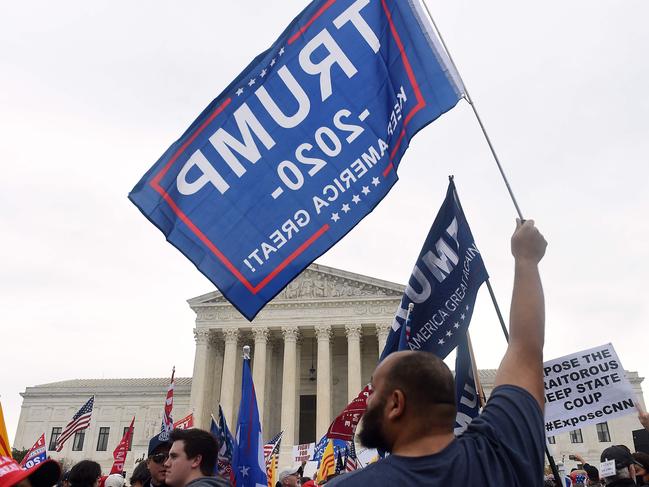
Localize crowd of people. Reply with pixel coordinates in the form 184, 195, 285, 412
1, 221, 648, 487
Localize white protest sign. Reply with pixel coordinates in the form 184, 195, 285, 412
599, 460, 616, 478
544, 343, 637, 436
292, 443, 315, 463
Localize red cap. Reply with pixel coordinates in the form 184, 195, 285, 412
0, 456, 61, 487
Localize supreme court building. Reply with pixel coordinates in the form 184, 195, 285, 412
14, 264, 647, 471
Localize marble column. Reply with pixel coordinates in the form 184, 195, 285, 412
280, 326, 299, 464
345, 324, 362, 401
251, 327, 269, 428
189, 329, 213, 429
210, 338, 225, 421
376, 323, 391, 358
220, 327, 239, 426
315, 325, 332, 437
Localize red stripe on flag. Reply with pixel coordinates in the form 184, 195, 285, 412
288, 0, 336, 45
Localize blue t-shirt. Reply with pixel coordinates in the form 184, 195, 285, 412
327, 385, 544, 486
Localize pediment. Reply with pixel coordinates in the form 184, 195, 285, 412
188, 263, 404, 307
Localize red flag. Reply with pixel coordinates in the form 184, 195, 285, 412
161, 367, 175, 434
172, 413, 194, 430
19, 434, 46, 468
110, 417, 134, 474
326, 385, 372, 441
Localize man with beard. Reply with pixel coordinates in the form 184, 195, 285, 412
328, 219, 547, 487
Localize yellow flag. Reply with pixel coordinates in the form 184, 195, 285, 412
0, 401, 12, 457
267, 453, 277, 487
316, 440, 335, 484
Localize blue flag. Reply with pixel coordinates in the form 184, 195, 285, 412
380, 178, 488, 360
129, 0, 465, 320
397, 303, 413, 351
210, 406, 236, 481
312, 434, 348, 463
453, 333, 480, 435
233, 357, 267, 487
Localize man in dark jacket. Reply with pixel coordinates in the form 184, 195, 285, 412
164, 429, 229, 487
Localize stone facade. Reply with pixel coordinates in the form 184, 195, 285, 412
186, 263, 402, 463
14, 264, 647, 472
14, 378, 191, 474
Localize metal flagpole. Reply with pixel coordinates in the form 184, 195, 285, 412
466, 333, 486, 408
419, 0, 525, 222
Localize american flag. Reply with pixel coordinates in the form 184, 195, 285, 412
335, 450, 344, 475
55, 396, 94, 452
345, 440, 357, 472
160, 367, 175, 434
263, 430, 283, 464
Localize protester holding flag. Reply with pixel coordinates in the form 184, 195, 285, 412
327, 219, 547, 486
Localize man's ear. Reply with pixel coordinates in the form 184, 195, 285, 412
191, 454, 202, 470
386, 389, 406, 420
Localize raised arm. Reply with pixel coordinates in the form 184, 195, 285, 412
494, 219, 547, 408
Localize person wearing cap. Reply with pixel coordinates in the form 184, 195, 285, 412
145, 433, 172, 487
600, 445, 643, 486
572, 453, 600, 484
102, 475, 123, 487
0, 455, 61, 487
277, 465, 301, 487
633, 452, 649, 486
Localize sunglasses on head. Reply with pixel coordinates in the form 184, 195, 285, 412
150, 453, 168, 464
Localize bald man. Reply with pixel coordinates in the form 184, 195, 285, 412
329, 219, 547, 486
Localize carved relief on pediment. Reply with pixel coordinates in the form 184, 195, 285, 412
274, 270, 400, 300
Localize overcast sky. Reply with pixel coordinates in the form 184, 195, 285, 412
2, 0, 648, 441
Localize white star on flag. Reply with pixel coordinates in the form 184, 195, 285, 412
236, 87, 244, 96
371, 177, 380, 186
260, 69, 267, 77
352, 194, 360, 204
279, 47, 285, 56
466, 305, 470, 310
438, 339, 445, 345
270, 58, 276, 66
453, 322, 460, 329
239, 466, 249, 477
446, 330, 452, 337
361, 186, 370, 195
331, 213, 340, 222
341, 203, 350, 213
460, 313, 466, 320
248, 78, 256, 86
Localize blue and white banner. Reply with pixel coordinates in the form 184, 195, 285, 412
380, 178, 488, 360
453, 334, 480, 435
233, 357, 267, 487
129, 0, 465, 320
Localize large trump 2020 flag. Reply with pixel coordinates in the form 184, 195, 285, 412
130, 0, 465, 320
